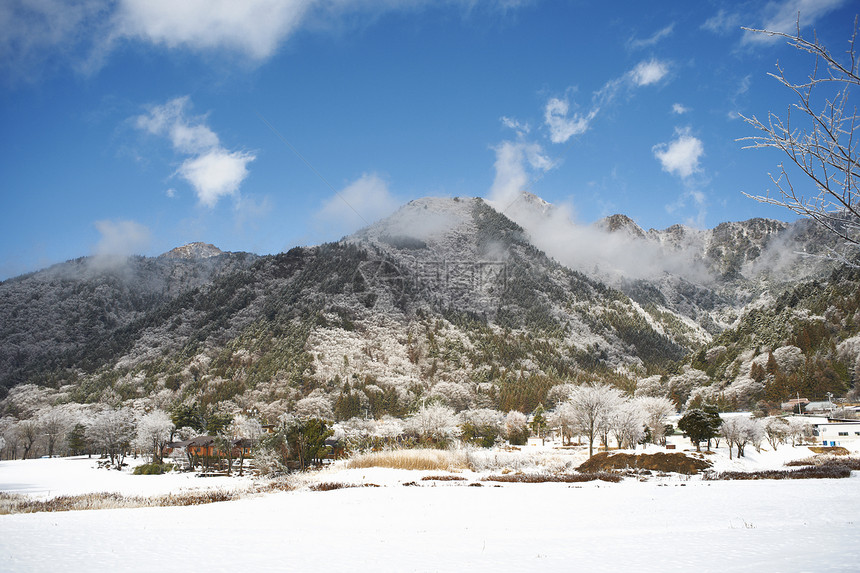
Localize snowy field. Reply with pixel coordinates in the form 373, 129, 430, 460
2, 444, 859, 573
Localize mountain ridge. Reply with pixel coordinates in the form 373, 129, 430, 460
0, 194, 856, 419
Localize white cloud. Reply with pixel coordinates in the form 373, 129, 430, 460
135, 96, 255, 207
544, 97, 597, 144
135, 96, 219, 154
629, 23, 674, 49
316, 173, 399, 235
93, 219, 152, 257
178, 149, 255, 208
501, 116, 530, 136
672, 103, 690, 114
629, 59, 669, 86
701, 9, 741, 35
743, 0, 845, 44
0, 0, 110, 80
540, 58, 670, 143
2, 0, 535, 76
488, 140, 554, 206
111, 0, 310, 60
653, 127, 704, 178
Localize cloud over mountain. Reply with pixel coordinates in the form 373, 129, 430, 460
135, 96, 255, 207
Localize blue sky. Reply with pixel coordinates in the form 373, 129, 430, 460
1, 0, 856, 280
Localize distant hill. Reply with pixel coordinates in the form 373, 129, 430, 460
0, 195, 856, 419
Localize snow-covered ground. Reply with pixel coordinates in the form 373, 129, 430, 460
0, 455, 255, 499
2, 442, 859, 572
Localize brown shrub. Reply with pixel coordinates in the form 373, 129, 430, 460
808, 446, 850, 455
309, 482, 359, 492
706, 461, 853, 481
483, 472, 622, 484
420, 475, 467, 481
577, 452, 711, 475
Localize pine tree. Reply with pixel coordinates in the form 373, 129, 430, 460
67, 423, 89, 456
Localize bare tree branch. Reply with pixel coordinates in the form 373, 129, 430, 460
739, 15, 860, 264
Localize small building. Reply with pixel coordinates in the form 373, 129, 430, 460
781, 397, 809, 412
811, 420, 860, 447
804, 401, 836, 415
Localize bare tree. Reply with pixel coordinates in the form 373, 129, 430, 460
740, 17, 860, 264
610, 401, 645, 450
18, 419, 40, 460
36, 407, 71, 458
721, 416, 764, 459
764, 416, 790, 450
134, 409, 174, 463
503, 410, 529, 445
636, 396, 676, 446
567, 383, 624, 458
88, 407, 136, 470
405, 403, 460, 445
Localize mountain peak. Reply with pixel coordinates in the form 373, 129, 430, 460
159, 242, 224, 260
595, 214, 645, 238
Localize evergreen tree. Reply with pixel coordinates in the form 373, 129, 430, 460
530, 404, 547, 439
67, 422, 89, 456
678, 409, 714, 452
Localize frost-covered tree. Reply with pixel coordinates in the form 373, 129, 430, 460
567, 383, 624, 457
503, 410, 529, 445
406, 403, 460, 445
634, 375, 665, 398
610, 401, 645, 450
430, 381, 474, 412
459, 408, 504, 448
374, 415, 405, 443
764, 416, 790, 451
545, 383, 577, 408
134, 410, 174, 463
36, 407, 72, 458
666, 368, 708, 408
549, 402, 578, 446
18, 419, 40, 460
721, 416, 763, 459
1, 384, 53, 419
636, 396, 676, 446
787, 417, 811, 446
88, 407, 136, 470
335, 417, 376, 452
226, 414, 263, 476
294, 395, 334, 421
1, 417, 20, 460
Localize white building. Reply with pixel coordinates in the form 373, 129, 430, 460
812, 420, 860, 447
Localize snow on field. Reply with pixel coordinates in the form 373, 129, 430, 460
0, 456, 254, 499
2, 444, 859, 573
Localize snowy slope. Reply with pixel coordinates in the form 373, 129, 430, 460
1, 467, 858, 572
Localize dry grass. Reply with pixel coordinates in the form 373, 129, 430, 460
705, 459, 857, 481
483, 472, 622, 484
0, 488, 254, 515
0, 479, 300, 515
808, 446, 851, 455
421, 475, 467, 481
308, 482, 368, 492
344, 449, 470, 471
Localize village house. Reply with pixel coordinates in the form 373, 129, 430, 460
811, 420, 860, 447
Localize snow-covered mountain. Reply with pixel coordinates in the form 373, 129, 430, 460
0, 194, 856, 419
